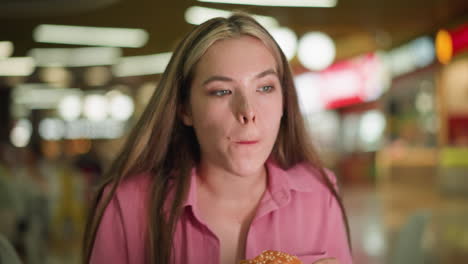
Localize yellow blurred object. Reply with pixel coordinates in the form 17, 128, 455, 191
440, 147, 468, 167
436, 29, 453, 64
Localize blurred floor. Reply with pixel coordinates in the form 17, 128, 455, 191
343, 175, 468, 264
343, 184, 388, 264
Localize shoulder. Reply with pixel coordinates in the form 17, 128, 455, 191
109, 172, 152, 214
99, 172, 153, 229
115, 172, 152, 200
98, 173, 152, 251
92, 173, 152, 264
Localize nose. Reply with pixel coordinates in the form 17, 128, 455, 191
235, 94, 256, 124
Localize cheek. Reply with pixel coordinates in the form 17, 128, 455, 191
258, 94, 283, 126
191, 100, 232, 137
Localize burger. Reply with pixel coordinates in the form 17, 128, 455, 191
240, 250, 303, 264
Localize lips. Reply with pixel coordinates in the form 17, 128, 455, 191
235, 140, 259, 144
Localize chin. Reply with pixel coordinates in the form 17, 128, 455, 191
228, 156, 268, 177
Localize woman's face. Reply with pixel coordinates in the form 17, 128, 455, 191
182, 35, 283, 176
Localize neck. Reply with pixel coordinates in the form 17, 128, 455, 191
196, 161, 267, 206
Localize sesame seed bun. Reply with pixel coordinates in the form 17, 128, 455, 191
240, 250, 303, 264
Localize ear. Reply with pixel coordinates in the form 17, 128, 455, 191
179, 104, 193, 126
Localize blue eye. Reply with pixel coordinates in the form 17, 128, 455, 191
212, 90, 231, 96
258, 86, 273, 93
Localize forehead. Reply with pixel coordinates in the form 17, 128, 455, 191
193, 35, 278, 80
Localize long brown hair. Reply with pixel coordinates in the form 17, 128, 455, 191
83, 12, 351, 264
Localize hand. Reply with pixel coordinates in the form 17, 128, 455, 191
312, 258, 339, 264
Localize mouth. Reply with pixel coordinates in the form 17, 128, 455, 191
235, 140, 259, 145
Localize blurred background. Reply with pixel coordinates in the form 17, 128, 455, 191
0, 0, 468, 263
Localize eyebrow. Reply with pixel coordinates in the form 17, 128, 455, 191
255, 68, 278, 79
202, 68, 278, 86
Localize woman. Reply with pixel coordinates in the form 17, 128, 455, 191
83, 13, 352, 264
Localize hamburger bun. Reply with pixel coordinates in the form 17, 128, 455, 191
240, 250, 303, 264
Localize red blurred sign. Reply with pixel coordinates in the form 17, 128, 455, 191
448, 115, 468, 146
449, 25, 468, 55
319, 53, 387, 109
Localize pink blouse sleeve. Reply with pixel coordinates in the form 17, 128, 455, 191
89, 192, 129, 264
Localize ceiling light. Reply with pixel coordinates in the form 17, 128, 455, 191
197, 0, 337, 8
113, 52, 172, 77
13, 84, 82, 110
28, 47, 121, 67
83, 94, 108, 121
0, 41, 14, 59
39, 118, 65, 141
65, 119, 125, 139
33, 24, 149, 48
10, 119, 32, 148
298, 32, 336, 71
107, 91, 134, 121
269, 27, 298, 60
185, 6, 279, 28
58, 95, 82, 121
0, 57, 35, 76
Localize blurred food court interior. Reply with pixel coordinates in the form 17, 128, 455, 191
0, 0, 468, 263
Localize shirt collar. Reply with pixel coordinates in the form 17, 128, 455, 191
179, 160, 319, 212
163, 168, 198, 215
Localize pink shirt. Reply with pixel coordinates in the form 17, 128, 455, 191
90, 161, 353, 264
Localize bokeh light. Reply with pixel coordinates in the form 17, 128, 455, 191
83, 94, 108, 121
298, 32, 336, 71
39, 118, 65, 140
0, 41, 14, 59
107, 91, 135, 121
269, 27, 298, 60
10, 119, 32, 147
359, 110, 386, 151
58, 95, 82, 121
